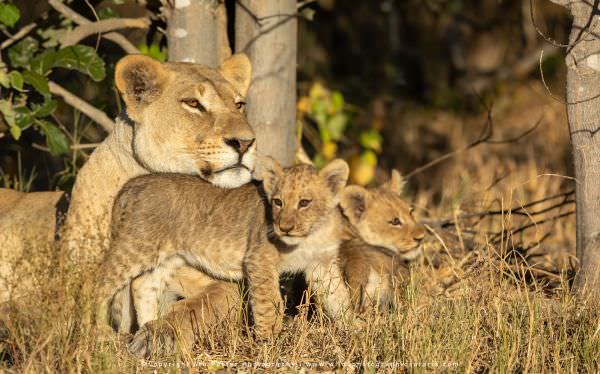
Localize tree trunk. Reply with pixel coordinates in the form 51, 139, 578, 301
551, 0, 600, 296
166, 0, 230, 66
235, 0, 297, 166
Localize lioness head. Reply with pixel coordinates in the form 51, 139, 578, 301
262, 159, 349, 246
340, 170, 426, 259
115, 53, 256, 188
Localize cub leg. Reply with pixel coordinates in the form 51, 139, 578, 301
127, 280, 243, 358
244, 239, 284, 339
94, 238, 157, 335
308, 257, 353, 321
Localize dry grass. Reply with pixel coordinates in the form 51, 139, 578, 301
1, 82, 598, 373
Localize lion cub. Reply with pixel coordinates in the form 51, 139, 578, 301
338, 170, 424, 312
96, 159, 352, 339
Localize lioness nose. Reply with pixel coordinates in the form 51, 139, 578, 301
225, 138, 255, 155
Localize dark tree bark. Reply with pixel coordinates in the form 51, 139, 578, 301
235, 0, 297, 166
549, 0, 600, 296
166, 0, 230, 66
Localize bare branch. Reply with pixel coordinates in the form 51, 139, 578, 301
405, 106, 543, 179
60, 18, 149, 47
0, 23, 36, 50
49, 0, 141, 54
48, 0, 88, 24
48, 81, 114, 133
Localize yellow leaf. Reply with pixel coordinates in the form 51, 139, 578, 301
350, 154, 376, 185
322, 141, 337, 160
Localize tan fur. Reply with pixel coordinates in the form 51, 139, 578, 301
339, 170, 426, 259
63, 53, 257, 265
0, 189, 64, 301
111, 170, 425, 357
0, 54, 257, 302
96, 160, 352, 356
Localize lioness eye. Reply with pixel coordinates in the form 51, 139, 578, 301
298, 199, 311, 208
409, 207, 414, 217
235, 101, 246, 110
273, 198, 283, 207
389, 217, 402, 226
182, 98, 206, 112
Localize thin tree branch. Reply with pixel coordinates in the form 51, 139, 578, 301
48, 0, 141, 54
48, 81, 114, 132
60, 18, 150, 47
0, 22, 36, 50
405, 106, 543, 179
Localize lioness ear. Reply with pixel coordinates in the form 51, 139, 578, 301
115, 55, 168, 111
219, 53, 252, 97
340, 185, 368, 224
319, 159, 349, 195
261, 157, 283, 198
384, 169, 406, 195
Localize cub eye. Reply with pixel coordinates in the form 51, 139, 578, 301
272, 198, 283, 207
409, 207, 414, 217
389, 217, 402, 226
182, 98, 206, 112
235, 101, 246, 110
298, 199, 311, 208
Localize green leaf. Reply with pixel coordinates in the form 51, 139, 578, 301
30, 49, 57, 75
8, 37, 39, 69
359, 130, 383, 152
14, 107, 33, 130
0, 99, 16, 128
0, 3, 20, 28
8, 70, 23, 91
9, 124, 21, 139
331, 91, 344, 113
327, 113, 348, 140
98, 7, 119, 19
23, 70, 50, 96
31, 98, 57, 117
37, 120, 69, 155
53, 45, 106, 82
300, 7, 315, 21
0, 70, 10, 88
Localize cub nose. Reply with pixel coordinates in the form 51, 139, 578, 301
413, 230, 425, 242
225, 138, 255, 155
279, 223, 294, 234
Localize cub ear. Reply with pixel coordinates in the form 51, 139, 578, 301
319, 159, 349, 195
219, 53, 252, 97
261, 156, 284, 198
340, 185, 368, 224
115, 55, 168, 112
384, 169, 406, 195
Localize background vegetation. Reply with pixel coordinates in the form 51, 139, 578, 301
1, 0, 594, 372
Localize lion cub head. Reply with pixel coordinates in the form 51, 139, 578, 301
262, 159, 349, 246
115, 54, 256, 188
340, 170, 426, 259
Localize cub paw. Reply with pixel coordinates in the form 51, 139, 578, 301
254, 316, 283, 340
127, 321, 176, 358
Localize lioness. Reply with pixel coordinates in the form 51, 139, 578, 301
96, 159, 352, 342
62, 53, 257, 265
121, 170, 425, 357
0, 53, 256, 301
